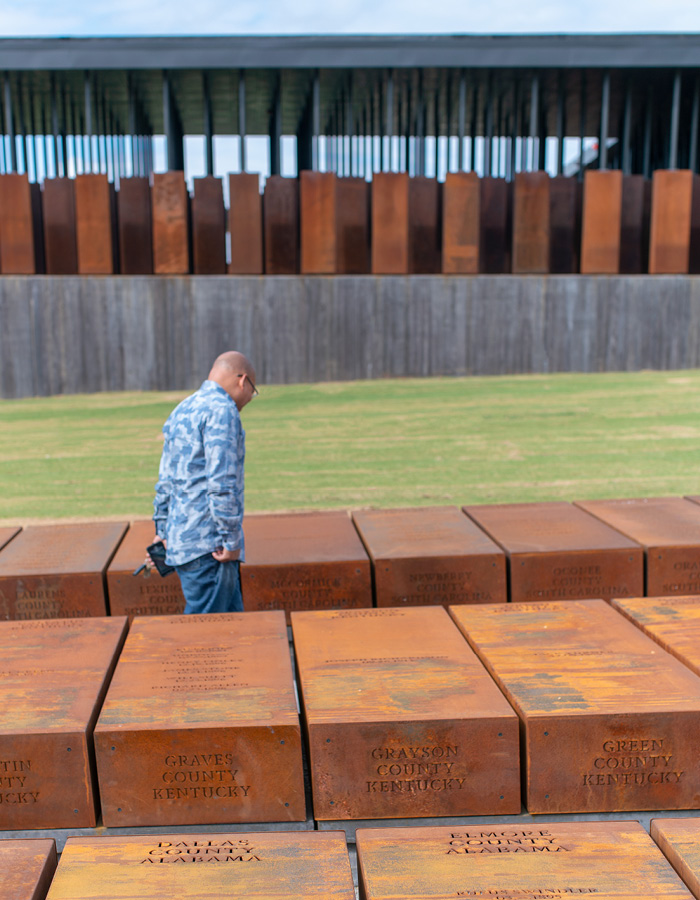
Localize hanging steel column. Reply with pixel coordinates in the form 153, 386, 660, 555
311, 71, 320, 171
529, 73, 539, 170
203, 72, 214, 176
84, 71, 93, 172
384, 70, 393, 172
458, 70, 466, 171
269, 75, 281, 176
163, 71, 184, 171
599, 70, 610, 170
238, 70, 247, 172
669, 69, 681, 169
622, 79, 632, 175
556, 73, 565, 176
690, 76, 699, 174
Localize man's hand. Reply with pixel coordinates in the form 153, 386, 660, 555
212, 547, 240, 562
145, 536, 167, 569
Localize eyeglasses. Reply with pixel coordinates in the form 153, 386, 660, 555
238, 373, 258, 398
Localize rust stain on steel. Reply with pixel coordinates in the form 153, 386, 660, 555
291, 605, 520, 820
0, 526, 21, 552
46, 832, 354, 900
356, 821, 693, 900
93, 610, 305, 827
0, 838, 57, 900
464, 502, 643, 603
0, 616, 127, 829
241, 512, 371, 621
352, 506, 506, 607
107, 520, 185, 619
576, 497, 700, 597
0, 522, 128, 620
450, 599, 700, 814
650, 818, 700, 900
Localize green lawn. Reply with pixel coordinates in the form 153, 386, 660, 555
1, 370, 700, 521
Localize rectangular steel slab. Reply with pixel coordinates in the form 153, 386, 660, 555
651, 818, 700, 899
291, 606, 520, 820
649, 170, 693, 274
371, 172, 409, 274
117, 177, 153, 274
192, 176, 226, 274
512, 172, 550, 273
480, 177, 511, 273
549, 175, 579, 274
229, 173, 263, 274
408, 176, 441, 274
241, 512, 371, 620
46, 832, 353, 900
106, 521, 185, 619
352, 506, 506, 607
264, 176, 299, 274
442, 171, 480, 274
449, 599, 700, 813
336, 177, 369, 273
580, 169, 623, 274
0, 839, 57, 900
620, 175, 650, 274
42, 179, 78, 275
152, 172, 189, 274
0, 617, 127, 828
0, 522, 128, 619
93, 611, 305, 826
300, 171, 337, 274
356, 821, 693, 900
74, 175, 114, 274
464, 502, 643, 603
611, 595, 700, 678
576, 497, 700, 596
0, 174, 36, 274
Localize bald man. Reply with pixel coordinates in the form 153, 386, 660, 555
152, 351, 257, 614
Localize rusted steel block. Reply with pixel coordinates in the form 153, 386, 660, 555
152, 172, 189, 274
42, 178, 78, 275
0, 839, 57, 900
352, 506, 506, 607
74, 174, 115, 274
580, 170, 623, 274
94, 610, 305, 826
336, 177, 369, 273
117, 177, 153, 274
229, 173, 263, 274
291, 605, 520, 821
241, 512, 371, 621
47, 832, 353, 900
651, 817, 700, 899
371, 172, 409, 274
480, 177, 511, 273
357, 820, 692, 900
106, 520, 185, 619
649, 170, 694, 274
264, 176, 299, 274
576, 497, 700, 597
464, 502, 643, 604
192, 176, 226, 275
408, 176, 441, 274
0, 617, 127, 828
0, 526, 20, 552
549, 175, 579, 274
442, 171, 480, 274
620, 175, 650, 274
0, 174, 36, 274
611, 595, 700, 678
300, 171, 337, 274
0, 522, 128, 620
450, 598, 700, 813
512, 171, 550, 273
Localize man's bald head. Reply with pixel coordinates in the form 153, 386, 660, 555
208, 351, 257, 410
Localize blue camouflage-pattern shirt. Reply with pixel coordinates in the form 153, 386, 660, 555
153, 380, 246, 566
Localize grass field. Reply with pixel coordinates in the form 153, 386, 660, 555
1, 369, 700, 522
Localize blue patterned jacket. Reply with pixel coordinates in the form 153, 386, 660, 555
153, 380, 246, 566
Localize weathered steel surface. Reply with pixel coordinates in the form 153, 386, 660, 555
152, 172, 189, 274
106, 520, 185, 619
42, 179, 78, 275
93, 610, 305, 826
117, 177, 153, 275
649, 170, 694, 274
356, 821, 693, 900
408, 176, 441, 274
300, 171, 337, 274
0, 839, 57, 900
580, 170, 623, 274
576, 497, 700, 597
46, 832, 354, 900
620, 175, 650, 274
352, 506, 506, 607
0, 522, 128, 620
0, 527, 20, 552
292, 605, 520, 820
74, 174, 114, 274
651, 817, 700, 900
690, 174, 700, 275
480, 177, 511, 273
450, 598, 700, 813
192, 176, 226, 275
611, 595, 700, 678
228, 173, 263, 275
241, 512, 371, 620
0, 174, 36, 274
371, 172, 409, 274
264, 176, 299, 274
336, 177, 369, 273
464, 502, 643, 603
512, 172, 550, 273
549, 176, 579, 274
442, 171, 480, 274
0, 616, 127, 828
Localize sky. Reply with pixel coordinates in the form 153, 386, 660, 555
2, 0, 700, 36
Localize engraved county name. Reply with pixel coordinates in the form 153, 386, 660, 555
581, 738, 683, 786
366, 744, 464, 793
140, 840, 261, 863
152, 753, 251, 801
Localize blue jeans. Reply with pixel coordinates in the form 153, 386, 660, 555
175, 554, 243, 614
